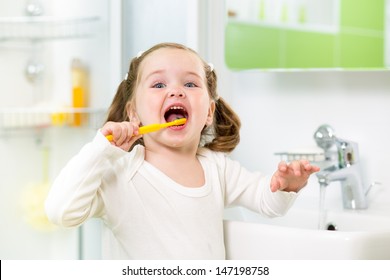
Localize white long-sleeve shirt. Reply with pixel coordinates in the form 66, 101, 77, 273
45, 131, 298, 259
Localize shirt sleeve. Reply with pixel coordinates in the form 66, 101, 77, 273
44, 130, 130, 227
215, 151, 299, 217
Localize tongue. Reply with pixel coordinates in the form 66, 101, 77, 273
166, 113, 185, 123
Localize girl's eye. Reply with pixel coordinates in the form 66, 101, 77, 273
153, 82, 166, 88
185, 82, 197, 88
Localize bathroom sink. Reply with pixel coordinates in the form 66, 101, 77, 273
223, 207, 390, 259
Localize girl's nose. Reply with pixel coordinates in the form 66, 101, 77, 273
168, 88, 186, 98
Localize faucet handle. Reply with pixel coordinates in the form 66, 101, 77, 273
313, 124, 337, 161
314, 124, 336, 151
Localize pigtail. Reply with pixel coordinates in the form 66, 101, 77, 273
106, 80, 130, 123
204, 96, 241, 153
105, 56, 145, 151
202, 64, 241, 153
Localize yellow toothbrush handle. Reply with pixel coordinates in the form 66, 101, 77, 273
138, 124, 163, 134
105, 118, 186, 141
105, 124, 161, 141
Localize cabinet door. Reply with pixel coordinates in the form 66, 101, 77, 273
225, 0, 387, 70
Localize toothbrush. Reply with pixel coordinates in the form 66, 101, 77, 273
105, 118, 187, 141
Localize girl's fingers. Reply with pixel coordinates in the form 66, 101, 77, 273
303, 162, 320, 173
278, 161, 288, 172
102, 121, 142, 150
272, 160, 320, 193
288, 160, 301, 176
116, 123, 129, 145
116, 121, 139, 145
285, 160, 320, 176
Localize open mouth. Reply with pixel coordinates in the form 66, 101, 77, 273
164, 106, 188, 126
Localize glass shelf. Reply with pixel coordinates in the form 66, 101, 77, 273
0, 16, 100, 41
0, 107, 107, 131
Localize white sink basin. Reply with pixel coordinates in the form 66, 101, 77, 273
223, 207, 390, 259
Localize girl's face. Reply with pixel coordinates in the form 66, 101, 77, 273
131, 48, 215, 150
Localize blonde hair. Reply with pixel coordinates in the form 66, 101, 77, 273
106, 42, 241, 153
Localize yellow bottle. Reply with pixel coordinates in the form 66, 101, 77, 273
71, 59, 88, 126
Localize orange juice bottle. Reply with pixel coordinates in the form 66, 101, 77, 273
71, 59, 88, 126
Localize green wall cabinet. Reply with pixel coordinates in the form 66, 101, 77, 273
225, 0, 387, 70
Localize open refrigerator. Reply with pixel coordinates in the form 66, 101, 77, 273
0, 0, 120, 259
0, 0, 211, 259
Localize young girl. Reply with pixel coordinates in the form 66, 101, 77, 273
45, 42, 319, 259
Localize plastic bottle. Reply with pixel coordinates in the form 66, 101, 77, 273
71, 59, 88, 126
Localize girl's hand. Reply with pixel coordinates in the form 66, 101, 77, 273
101, 121, 142, 151
270, 160, 320, 193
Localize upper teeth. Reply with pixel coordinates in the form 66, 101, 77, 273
169, 106, 185, 111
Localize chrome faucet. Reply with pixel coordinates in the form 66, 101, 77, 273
314, 125, 368, 209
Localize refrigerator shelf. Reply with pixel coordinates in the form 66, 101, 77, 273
0, 16, 100, 41
0, 107, 107, 131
